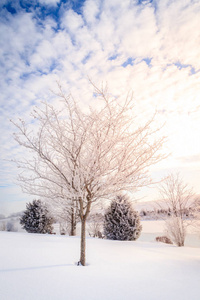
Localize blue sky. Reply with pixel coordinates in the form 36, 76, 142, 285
0, 0, 200, 215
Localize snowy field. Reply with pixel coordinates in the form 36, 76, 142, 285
0, 227, 200, 300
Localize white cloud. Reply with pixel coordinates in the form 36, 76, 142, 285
155, 0, 200, 68
38, 0, 59, 5
60, 9, 84, 32
82, 0, 100, 25
1, 0, 200, 212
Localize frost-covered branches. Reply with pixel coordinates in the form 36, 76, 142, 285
158, 173, 195, 246
12, 82, 165, 265
159, 173, 194, 219
164, 216, 186, 247
48, 197, 79, 236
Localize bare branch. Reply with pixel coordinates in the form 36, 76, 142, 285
11, 81, 166, 265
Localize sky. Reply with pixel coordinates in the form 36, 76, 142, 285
0, 0, 200, 216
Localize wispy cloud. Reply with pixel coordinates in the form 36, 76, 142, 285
0, 0, 200, 213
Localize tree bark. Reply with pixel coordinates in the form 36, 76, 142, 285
70, 210, 76, 236
80, 218, 86, 266
70, 222, 76, 236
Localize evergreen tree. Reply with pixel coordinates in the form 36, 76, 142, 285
104, 195, 142, 241
20, 200, 54, 234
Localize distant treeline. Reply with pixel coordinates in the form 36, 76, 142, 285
139, 207, 195, 220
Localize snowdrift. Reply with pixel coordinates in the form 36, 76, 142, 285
0, 232, 199, 300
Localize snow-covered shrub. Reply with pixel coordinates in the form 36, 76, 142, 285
6, 220, 18, 232
88, 221, 104, 238
165, 217, 186, 247
104, 195, 142, 241
158, 173, 194, 247
59, 222, 68, 235
0, 221, 6, 231
87, 213, 104, 238
155, 236, 173, 244
20, 200, 54, 234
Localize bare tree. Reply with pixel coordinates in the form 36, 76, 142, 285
158, 173, 194, 246
12, 83, 165, 265
48, 196, 79, 236
87, 213, 103, 238
87, 220, 102, 238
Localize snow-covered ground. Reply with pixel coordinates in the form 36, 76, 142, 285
0, 229, 199, 300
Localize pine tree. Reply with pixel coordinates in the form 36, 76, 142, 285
20, 200, 54, 234
104, 195, 142, 241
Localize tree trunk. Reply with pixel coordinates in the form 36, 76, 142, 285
70, 221, 76, 236
79, 196, 91, 266
80, 218, 86, 266
70, 210, 76, 236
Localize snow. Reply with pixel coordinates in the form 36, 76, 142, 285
0, 229, 200, 300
